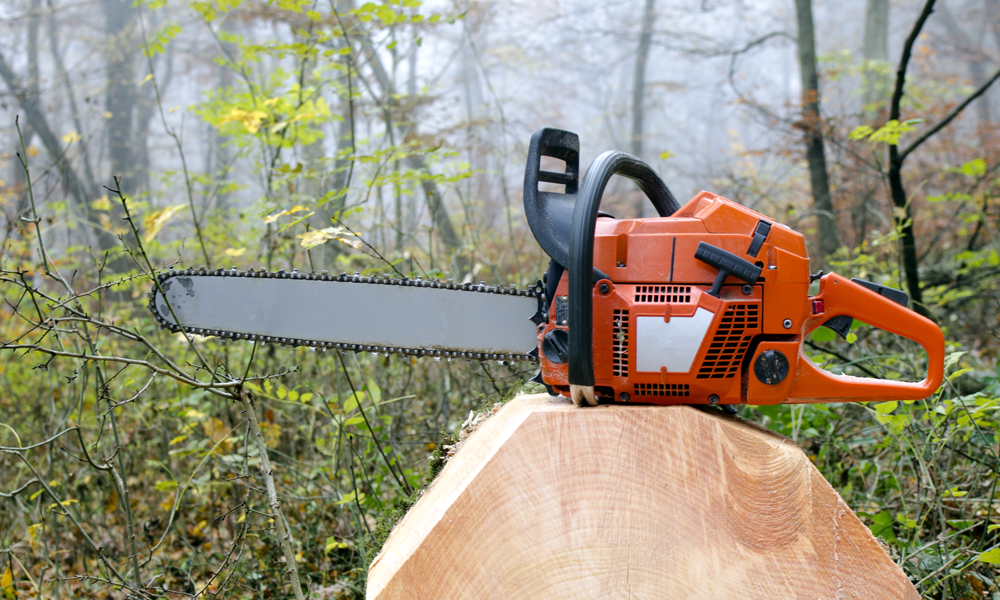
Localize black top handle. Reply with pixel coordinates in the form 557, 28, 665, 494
523, 128, 581, 271
567, 151, 681, 393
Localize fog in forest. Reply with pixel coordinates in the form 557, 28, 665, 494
2, 1, 1000, 597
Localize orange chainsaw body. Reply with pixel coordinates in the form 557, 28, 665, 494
536, 192, 945, 406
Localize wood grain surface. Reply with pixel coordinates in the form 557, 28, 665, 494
367, 394, 918, 599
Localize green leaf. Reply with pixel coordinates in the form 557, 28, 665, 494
960, 158, 987, 178
944, 486, 968, 498
343, 391, 363, 413
896, 514, 918, 529
846, 332, 858, 344
335, 489, 365, 505
868, 118, 923, 146
945, 351, 967, 370
344, 416, 365, 427
948, 368, 973, 382
979, 547, 1000, 564
875, 413, 907, 434
325, 536, 350, 552
874, 401, 897, 415
849, 125, 873, 141
810, 327, 836, 342
154, 481, 178, 492
947, 519, 978, 529
988, 524, 1000, 533
868, 510, 897, 542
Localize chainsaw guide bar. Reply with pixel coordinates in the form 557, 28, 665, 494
148, 267, 543, 363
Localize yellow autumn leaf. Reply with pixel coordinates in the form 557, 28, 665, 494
202, 417, 234, 453
298, 226, 360, 250
91, 195, 112, 211
103, 111, 113, 119
139, 73, 153, 86
0, 565, 11, 597
143, 204, 185, 242
105, 487, 119, 515
260, 422, 282, 446
264, 205, 310, 224
27, 523, 41, 552
25, 144, 40, 157
61, 130, 81, 144
224, 247, 246, 257
218, 108, 268, 134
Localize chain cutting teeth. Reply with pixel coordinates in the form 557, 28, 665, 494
149, 267, 542, 363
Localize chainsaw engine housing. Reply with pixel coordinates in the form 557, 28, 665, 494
537, 192, 810, 405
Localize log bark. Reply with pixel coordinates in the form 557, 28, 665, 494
368, 394, 918, 600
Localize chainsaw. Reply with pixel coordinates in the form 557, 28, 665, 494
147, 128, 945, 407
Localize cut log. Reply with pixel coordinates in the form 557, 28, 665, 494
367, 394, 917, 599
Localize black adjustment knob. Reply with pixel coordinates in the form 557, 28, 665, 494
542, 329, 570, 364
754, 350, 789, 385
694, 242, 763, 297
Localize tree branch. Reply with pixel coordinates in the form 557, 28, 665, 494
900, 65, 1000, 162
890, 0, 936, 122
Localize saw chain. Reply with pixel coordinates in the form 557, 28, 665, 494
146, 266, 543, 363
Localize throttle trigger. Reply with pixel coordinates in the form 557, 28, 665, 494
694, 242, 763, 298
822, 315, 854, 339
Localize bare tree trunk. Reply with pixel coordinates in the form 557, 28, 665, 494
884, 0, 1000, 318
0, 51, 117, 253
13, 0, 41, 217
861, 0, 889, 113
853, 0, 890, 247
794, 0, 841, 265
631, 0, 657, 218
937, 3, 991, 129
134, 50, 173, 197
357, 29, 468, 277
887, 0, 937, 318
104, 0, 138, 196
47, 0, 96, 190
309, 36, 355, 271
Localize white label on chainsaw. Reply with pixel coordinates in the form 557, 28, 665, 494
635, 308, 714, 373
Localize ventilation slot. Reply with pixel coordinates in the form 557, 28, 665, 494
612, 309, 629, 377
634, 383, 690, 397
697, 303, 759, 379
635, 285, 692, 303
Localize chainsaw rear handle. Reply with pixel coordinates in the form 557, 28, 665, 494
788, 274, 945, 403
567, 151, 681, 392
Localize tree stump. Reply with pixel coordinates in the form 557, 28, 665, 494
367, 394, 917, 599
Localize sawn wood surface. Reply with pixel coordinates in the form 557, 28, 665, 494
367, 394, 918, 599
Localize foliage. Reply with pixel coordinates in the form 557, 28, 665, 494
1, 0, 1000, 598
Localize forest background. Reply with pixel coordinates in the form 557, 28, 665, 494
1, 0, 999, 597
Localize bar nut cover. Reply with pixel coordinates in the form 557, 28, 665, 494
754, 350, 790, 385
